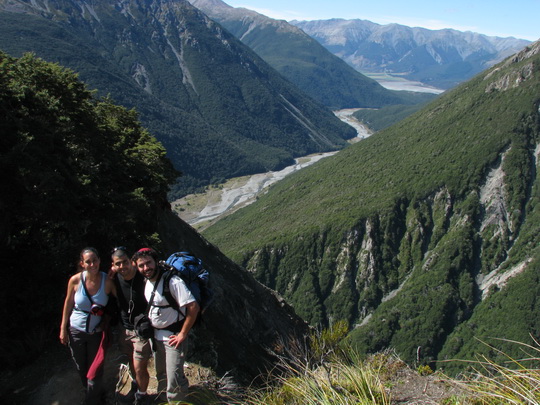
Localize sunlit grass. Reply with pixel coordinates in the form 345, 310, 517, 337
238, 335, 540, 405
446, 337, 540, 404
235, 321, 391, 405
174, 332, 540, 405
240, 354, 391, 405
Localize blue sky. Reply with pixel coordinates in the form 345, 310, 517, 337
226, 0, 540, 41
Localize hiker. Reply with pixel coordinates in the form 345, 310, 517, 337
60, 247, 115, 405
110, 246, 152, 405
132, 248, 200, 403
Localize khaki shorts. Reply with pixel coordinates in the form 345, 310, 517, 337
119, 327, 152, 361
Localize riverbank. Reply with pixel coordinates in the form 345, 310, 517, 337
333, 109, 374, 141
173, 110, 373, 229
365, 72, 445, 94
173, 152, 336, 229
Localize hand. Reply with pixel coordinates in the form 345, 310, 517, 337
59, 328, 69, 346
168, 332, 187, 349
107, 266, 117, 279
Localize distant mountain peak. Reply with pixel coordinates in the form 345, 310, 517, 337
292, 18, 530, 89
188, 0, 411, 108
190, 0, 302, 34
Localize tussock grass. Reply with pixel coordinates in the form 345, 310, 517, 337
238, 334, 540, 405
234, 321, 391, 405
449, 337, 540, 405
241, 354, 390, 405
178, 332, 540, 405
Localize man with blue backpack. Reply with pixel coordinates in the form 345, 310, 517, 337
132, 248, 200, 404
161, 251, 213, 317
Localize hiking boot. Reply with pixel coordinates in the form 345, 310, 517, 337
133, 392, 151, 405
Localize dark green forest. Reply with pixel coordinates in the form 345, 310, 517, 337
353, 93, 436, 132
203, 43, 540, 371
0, 1, 356, 198
0, 51, 177, 368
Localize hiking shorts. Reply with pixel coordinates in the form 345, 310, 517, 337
119, 327, 152, 361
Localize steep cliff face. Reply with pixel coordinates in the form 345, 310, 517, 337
203, 42, 540, 368
188, 0, 408, 109
242, 140, 538, 364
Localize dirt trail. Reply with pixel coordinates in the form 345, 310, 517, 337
1, 342, 135, 404
1, 336, 217, 405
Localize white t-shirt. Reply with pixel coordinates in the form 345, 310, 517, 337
145, 273, 196, 341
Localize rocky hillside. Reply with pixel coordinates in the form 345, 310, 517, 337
203, 41, 540, 371
0, 0, 355, 197
292, 18, 531, 89
188, 0, 415, 109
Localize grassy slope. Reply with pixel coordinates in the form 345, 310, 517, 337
202, 44, 540, 368
203, 49, 539, 258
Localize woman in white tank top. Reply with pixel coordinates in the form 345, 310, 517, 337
59, 247, 115, 405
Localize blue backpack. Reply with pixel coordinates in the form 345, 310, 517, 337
160, 252, 214, 317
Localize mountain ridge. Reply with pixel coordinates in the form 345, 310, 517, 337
188, 0, 415, 109
291, 18, 531, 89
0, 0, 355, 196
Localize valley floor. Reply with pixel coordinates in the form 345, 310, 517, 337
174, 152, 337, 229
174, 109, 372, 229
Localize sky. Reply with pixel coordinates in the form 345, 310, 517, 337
225, 0, 540, 41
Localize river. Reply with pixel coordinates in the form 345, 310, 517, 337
174, 110, 372, 228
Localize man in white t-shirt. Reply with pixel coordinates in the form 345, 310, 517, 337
132, 248, 199, 404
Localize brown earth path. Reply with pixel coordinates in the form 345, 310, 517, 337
0, 334, 221, 405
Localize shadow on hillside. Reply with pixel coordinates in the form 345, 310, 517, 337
0, 328, 224, 405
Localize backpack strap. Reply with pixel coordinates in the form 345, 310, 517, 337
147, 268, 182, 313
153, 268, 185, 333
80, 272, 95, 304
145, 269, 163, 315
161, 269, 181, 314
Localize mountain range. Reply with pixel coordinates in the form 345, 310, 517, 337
292, 18, 531, 89
0, 0, 356, 197
187, 0, 417, 109
203, 40, 540, 372
2, 0, 520, 199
